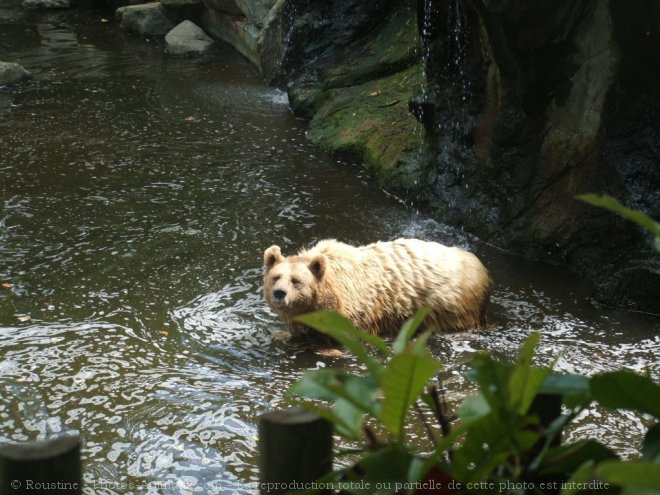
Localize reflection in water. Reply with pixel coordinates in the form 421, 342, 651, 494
0, 5, 658, 494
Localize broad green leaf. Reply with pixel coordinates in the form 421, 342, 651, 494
518, 332, 541, 365
560, 460, 595, 495
457, 394, 491, 423
451, 412, 515, 480
590, 370, 660, 418
289, 369, 380, 417
597, 460, 660, 490
539, 440, 617, 476
643, 422, 660, 462
469, 353, 512, 411
540, 372, 591, 409
333, 399, 365, 441
296, 311, 390, 354
508, 333, 550, 415
515, 429, 541, 452
577, 194, 660, 237
392, 308, 429, 355
540, 372, 590, 396
380, 348, 442, 437
344, 373, 382, 417
509, 366, 551, 415
297, 402, 361, 441
294, 311, 388, 376
410, 329, 434, 355
288, 369, 342, 400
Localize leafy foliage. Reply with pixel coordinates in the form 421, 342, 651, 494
288, 310, 660, 495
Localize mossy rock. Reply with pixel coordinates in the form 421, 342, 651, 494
306, 65, 427, 194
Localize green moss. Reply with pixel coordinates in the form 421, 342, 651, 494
307, 65, 428, 193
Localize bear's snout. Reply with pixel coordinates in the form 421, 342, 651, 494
273, 289, 287, 300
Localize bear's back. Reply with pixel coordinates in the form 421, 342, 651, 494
299, 238, 491, 335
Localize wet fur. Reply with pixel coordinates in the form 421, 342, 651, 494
263, 239, 492, 338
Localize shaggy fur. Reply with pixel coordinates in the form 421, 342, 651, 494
263, 239, 492, 337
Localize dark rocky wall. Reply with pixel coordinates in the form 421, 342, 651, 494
279, 0, 660, 313
416, 0, 659, 312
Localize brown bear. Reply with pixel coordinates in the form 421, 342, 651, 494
263, 238, 492, 338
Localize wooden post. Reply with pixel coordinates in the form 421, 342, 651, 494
0, 434, 81, 495
259, 408, 332, 495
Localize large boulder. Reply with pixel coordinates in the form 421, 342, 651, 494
200, 0, 285, 77
165, 20, 213, 56
201, 7, 260, 66
0, 62, 31, 85
116, 2, 175, 37
232, 0, 276, 28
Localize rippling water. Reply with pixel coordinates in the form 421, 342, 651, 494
1, 5, 658, 494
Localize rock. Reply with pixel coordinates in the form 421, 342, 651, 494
22, 0, 71, 9
280, 0, 398, 85
116, 2, 175, 37
203, 0, 275, 27
203, 0, 243, 16
305, 65, 427, 192
0, 62, 31, 85
232, 0, 276, 28
165, 20, 213, 56
201, 8, 260, 66
256, 0, 285, 81
281, 0, 424, 190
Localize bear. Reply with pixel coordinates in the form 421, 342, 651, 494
263, 238, 492, 338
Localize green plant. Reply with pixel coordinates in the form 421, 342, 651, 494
577, 194, 660, 252
288, 311, 660, 495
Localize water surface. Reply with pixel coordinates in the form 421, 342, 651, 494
1, 5, 658, 494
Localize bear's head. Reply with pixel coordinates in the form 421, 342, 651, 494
263, 245, 328, 320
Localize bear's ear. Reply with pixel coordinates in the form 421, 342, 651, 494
264, 245, 283, 272
308, 255, 326, 280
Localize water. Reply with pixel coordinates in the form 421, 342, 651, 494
1, 5, 658, 494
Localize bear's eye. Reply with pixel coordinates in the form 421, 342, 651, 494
272, 275, 281, 282
291, 278, 300, 286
